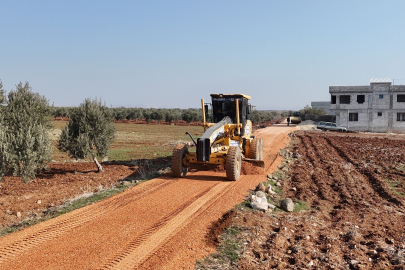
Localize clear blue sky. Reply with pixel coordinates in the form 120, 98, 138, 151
1, 1, 405, 110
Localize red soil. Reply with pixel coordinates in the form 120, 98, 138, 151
0, 162, 138, 228
229, 131, 405, 270
0, 124, 296, 269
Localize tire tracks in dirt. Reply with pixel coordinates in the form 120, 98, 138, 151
103, 141, 285, 270
264, 132, 286, 172
137, 125, 297, 270
0, 179, 173, 265
100, 182, 229, 269
0, 124, 296, 270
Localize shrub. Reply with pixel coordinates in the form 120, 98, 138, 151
1, 82, 52, 182
299, 105, 326, 120
58, 98, 115, 172
0, 81, 8, 180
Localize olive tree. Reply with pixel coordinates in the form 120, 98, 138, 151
181, 108, 202, 123
111, 107, 128, 121
127, 108, 143, 122
0, 80, 6, 104
0, 81, 8, 180
165, 109, 182, 124
2, 82, 52, 182
53, 106, 73, 118
151, 108, 165, 124
143, 108, 153, 123
249, 110, 262, 124
299, 105, 326, 120
58, 98, 115, 172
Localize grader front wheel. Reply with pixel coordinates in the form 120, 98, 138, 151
226, 146, 242, 181
172, 144, 189, 177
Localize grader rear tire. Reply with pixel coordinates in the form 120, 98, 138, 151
226, 146, 241, 181
172, 144, 188, 177
249, 138, 260, 160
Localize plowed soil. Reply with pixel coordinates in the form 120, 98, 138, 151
0, 123, 297, 269
231, 131, 405, 270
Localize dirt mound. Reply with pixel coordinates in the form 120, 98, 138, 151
205, 210, 237, 247
189, 161, 263, 176
241, 161, 264, 175
189, 163, 225, 172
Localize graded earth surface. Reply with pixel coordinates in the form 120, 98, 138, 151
0, 123, 296, 269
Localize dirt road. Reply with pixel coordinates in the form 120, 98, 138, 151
0, 124, 297, 270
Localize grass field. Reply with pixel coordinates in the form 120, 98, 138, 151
51, 121, 203, 161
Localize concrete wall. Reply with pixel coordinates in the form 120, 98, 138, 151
392, 92, 405, 109
329, 86, 371, 93
369, 110, 389, 133
391, 110, 405, 132
370, 82, 390, 92
335, 109, 369, 131
371, 93, 390, 110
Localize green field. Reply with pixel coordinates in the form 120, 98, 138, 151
51, 121, 203, 161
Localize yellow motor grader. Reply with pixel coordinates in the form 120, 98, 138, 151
172, 94, 264, 181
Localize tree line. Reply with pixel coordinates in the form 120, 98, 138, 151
52, 106, 284, 124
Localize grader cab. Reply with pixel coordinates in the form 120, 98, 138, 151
172, 94, 264, 181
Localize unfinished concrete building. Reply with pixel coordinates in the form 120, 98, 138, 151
329, 79, 405, 132
311, 101, 332, 115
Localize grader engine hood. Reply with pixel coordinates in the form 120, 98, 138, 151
196, 117, 232, 162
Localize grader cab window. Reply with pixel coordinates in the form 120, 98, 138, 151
212, 98, 241, 123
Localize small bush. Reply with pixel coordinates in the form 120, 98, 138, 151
58, 98, 115, 172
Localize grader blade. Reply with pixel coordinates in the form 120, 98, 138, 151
242, 158, 265, 168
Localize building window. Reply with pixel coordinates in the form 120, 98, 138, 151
357, 95, 365, 104
378, 112, 382, 116
331, 95, 336, 104
349, 113, 358, 121
340, 95, 351, 104
397, 95, 405, 102
379, 95, 384, 99
397, 113, 405, 121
